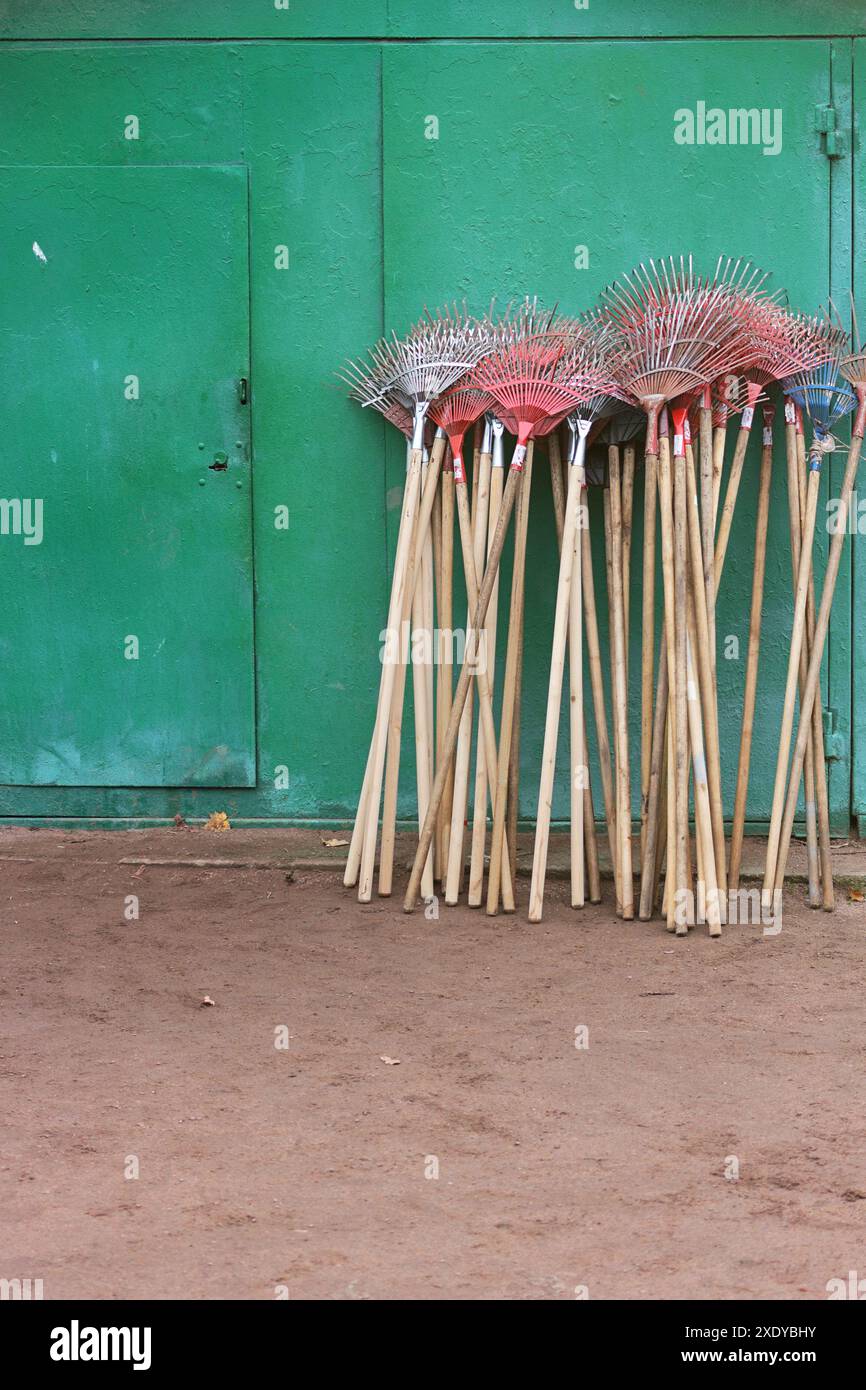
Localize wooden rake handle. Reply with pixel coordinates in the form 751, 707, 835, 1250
528, 461, 584, 923
404, 460, 523, 911
772, 422, 866, 897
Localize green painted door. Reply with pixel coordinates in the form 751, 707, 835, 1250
0, 163, 254, 786
384, 38, 846, 827
851, 38, 866, 829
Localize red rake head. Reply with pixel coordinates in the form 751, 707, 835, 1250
429, 386, 496, 482
602, 254, 774, 451
468, 336, 584, 451
737, 303, 838, 395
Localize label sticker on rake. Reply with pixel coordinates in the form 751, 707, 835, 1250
513, 444, 527, 472
673, 434, 684, 457
784, 399, 796, 425
742, 405, 755, 430
453, 453, 466, 485
762, 427, 773, 446
684, 419, 692, 445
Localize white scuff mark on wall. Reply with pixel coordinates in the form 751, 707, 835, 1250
32, 241, 48, 263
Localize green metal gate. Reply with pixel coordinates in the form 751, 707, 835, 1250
0, 4, 861, 829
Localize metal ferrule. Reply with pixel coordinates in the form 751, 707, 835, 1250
481, 414, 494, 455
491, 416, 504, 469
568, 414, 592, 466
411, 403, 428, 451
571, 427, 590, 477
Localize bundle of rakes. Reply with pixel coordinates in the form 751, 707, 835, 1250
338, 259, 864, 933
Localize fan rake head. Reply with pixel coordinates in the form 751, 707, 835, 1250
340, 306, 493, 447
469, 313, 624, 463
469, 337, 578, 455
783, 321, 855, 442
601, 254, 773, 451
741, 303, 843, 393
429, 386, 496, 483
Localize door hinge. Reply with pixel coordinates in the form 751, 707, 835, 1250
822, 707, 846, 761
238, 376, 249, 405
814, 104, 847, 158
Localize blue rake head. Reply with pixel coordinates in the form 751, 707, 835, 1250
782, 357, 856, 440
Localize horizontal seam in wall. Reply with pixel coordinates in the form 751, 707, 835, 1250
0, 35, 861, 46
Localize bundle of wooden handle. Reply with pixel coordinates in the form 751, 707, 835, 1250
339, 264, 866, 931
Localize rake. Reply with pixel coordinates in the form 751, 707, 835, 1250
788, 404, 827, 906
481, 303, 579, 905
764, 336, 860, 906
548, 421, 603, 904
342, 312, 490, 903
378, 413, 444, 898
467, 413, 507, 905
527, 327, 626, 922
576, 426, 619, 893
771, 340, 866, 899
607, 256, 768, 928
405, 327, 586, 912
726, 311, 839, 893
603, 266, 712, 922
339, 380, 423, 897
427, 383, 514, 908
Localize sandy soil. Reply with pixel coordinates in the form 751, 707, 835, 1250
3, 840, 865, 1300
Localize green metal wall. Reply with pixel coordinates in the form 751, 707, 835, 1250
0, 2, 862, 829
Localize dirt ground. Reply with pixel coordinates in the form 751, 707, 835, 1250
3, 829, 865, 1301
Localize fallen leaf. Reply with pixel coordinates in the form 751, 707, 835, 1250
321, 835, 349, 848
200, 995, 216, 1008
849, 889, 865, 902
285, 869, 296, 884
205, 811, 230, 832
173, 812, 189, 830
379, 1055, 401, 1066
